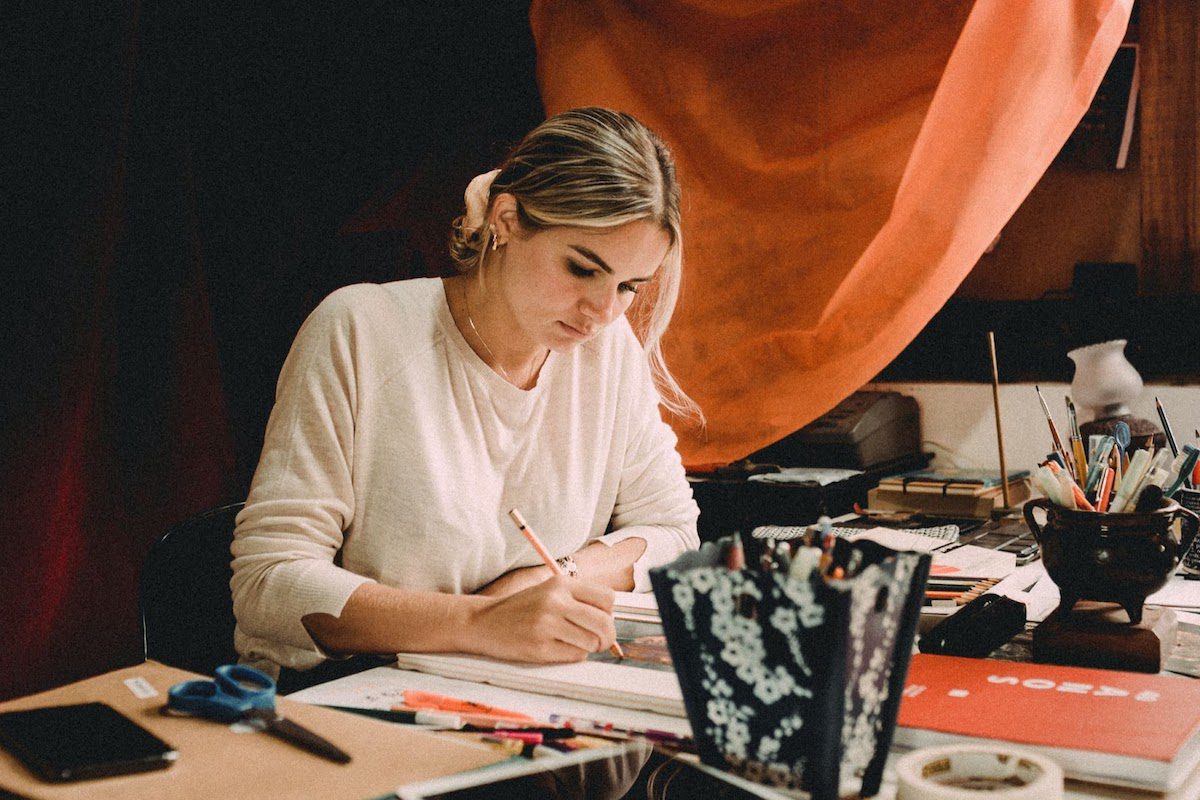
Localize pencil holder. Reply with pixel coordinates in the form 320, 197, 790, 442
1023, 496, 1196, 623
649, 537, 930, 800
1172, 489, 1200, 573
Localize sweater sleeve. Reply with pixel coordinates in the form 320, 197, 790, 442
595, 344, 700, 592
230, 288, 375, 671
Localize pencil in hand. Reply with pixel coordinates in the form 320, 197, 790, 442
507, 508, 625, 660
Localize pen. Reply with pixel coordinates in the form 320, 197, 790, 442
546, 714, 695, 750
507, 508, 626, 660
1156, 396, 1179, 457
319, 704, 465, 728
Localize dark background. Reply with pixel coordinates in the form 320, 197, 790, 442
2, 1, 543, 699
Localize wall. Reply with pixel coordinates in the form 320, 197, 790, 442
870, 381, 1200, 475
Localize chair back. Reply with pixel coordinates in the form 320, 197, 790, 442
140, 502, 243, 674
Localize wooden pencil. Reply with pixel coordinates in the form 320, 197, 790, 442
508, 508, 625, 660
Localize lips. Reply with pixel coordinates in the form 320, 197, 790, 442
560, 321, 595, 339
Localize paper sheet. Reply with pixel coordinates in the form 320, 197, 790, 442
288, 666, 692, 739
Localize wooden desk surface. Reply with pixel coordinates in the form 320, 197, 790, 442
0, 661, 506, 800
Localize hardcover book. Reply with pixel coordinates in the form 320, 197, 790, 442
878, 467, 1032, 496
895, 654, 1200, 792
868, 479, 1032, 518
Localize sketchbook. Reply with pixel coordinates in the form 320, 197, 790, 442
391, 651, 686, 718
896, 654, 1200, 792
613, 590, 660, 623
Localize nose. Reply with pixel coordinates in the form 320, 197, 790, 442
580, 284, 623, 324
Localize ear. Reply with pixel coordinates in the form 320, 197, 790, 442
489, 193, 521, 245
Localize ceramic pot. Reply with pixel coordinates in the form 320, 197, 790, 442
1068, 339, 1142, 420
1023, 496, 1198, 624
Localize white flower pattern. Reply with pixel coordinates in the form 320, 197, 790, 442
655, 542, 926, 798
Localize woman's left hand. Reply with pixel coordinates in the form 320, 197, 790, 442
476, 564, 554, 597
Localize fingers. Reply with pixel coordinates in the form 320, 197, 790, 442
565, 578, 615, 612
475, 576, 617, 663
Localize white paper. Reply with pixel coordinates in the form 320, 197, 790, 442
390, 653, 686, 718
1148, 575, 1200, 610
288, 665, 692, 738
747, 466, 863, 485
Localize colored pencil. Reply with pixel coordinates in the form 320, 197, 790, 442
508, 508, 625, 660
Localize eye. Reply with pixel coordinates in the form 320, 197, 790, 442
567, 260, 596, 279
618, 282, 639, 295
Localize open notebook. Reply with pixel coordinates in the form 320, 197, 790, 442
393, 610, 681, 718
390, 652, 685, 717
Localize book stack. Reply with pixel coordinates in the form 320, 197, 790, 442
869, 467, 1032, 517
896, 654, 1200, 793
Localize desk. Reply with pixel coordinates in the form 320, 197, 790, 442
0, 662, 506, 800
3, 661, 1199, 799
294, 664, 1200, 800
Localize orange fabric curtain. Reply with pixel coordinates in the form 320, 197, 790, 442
531, 0, 1133, 466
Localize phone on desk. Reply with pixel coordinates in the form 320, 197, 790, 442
0, 702, 177, 782
749, 390, 921, 470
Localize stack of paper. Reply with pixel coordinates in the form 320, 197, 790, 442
390, 653, 686, 718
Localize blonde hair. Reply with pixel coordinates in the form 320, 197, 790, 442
450, 107, 701, 422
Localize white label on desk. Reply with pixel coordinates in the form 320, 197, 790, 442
124, 676, 158, 699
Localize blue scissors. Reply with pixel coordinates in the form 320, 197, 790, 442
167, 664, 351, 764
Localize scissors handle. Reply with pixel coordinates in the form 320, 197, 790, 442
167, 665, 277, 722
168, 679, 246, 722
213, 664, 276, 709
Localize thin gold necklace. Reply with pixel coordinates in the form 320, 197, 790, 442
461, 280, 511, 382
464, 278, 545, 387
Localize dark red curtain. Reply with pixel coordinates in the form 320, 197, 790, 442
3, 2, 542, 700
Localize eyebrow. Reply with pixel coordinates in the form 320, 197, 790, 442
569, 245, 655, 283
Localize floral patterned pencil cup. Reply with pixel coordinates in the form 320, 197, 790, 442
650, 537, 930, 800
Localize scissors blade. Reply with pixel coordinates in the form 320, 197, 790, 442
249, 710, 352, 764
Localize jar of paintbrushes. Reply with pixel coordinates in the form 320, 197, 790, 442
1023, 389, 1200, 623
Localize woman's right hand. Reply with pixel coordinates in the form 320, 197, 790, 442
467, 576, 616, 663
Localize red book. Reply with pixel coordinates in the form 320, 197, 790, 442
895, 654, 1200, 792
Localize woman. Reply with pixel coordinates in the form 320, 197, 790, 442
231, 108, 701, 682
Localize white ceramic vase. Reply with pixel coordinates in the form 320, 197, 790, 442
1068, 339, 1143, 420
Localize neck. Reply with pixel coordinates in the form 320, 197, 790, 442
453, 276, 546, 388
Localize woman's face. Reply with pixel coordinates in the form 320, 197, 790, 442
496, 216, 671, 353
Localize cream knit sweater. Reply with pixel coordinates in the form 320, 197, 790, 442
230, 279, 699, 673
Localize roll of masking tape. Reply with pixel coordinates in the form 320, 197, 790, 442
896, 744, 1063, 800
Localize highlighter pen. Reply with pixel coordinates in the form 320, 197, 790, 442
1165, 447, 1200, 499
1095, 467, 1115, 513
507, 508, 626, 660
1046, 460, 1092, 510
1109, 447, 1154, 513
1034, 464, 1064, 507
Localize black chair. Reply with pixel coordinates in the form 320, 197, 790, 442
139, 502, 243, 675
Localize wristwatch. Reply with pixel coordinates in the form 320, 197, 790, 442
555, 555, 580, 578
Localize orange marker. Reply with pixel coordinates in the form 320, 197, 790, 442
398, 691, 535, 722
1096, 467, 1115, 513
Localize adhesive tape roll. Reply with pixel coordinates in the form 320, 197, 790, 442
896, 744, 1063, 800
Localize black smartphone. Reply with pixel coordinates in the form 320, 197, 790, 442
0, 702, 177, 782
